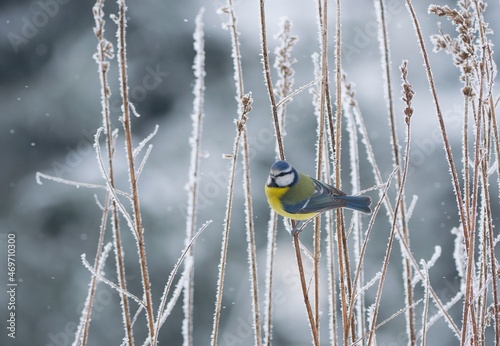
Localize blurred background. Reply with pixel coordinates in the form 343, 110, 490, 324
1, 0, 499, 345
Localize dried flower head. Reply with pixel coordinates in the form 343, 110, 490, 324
400, 60, 415, 124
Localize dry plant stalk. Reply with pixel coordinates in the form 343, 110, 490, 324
80, 1, 134, 345
367, 60, 415, 346
210, 96, 253, 346
259, 0, 285, 161
211, 1, 261, 345
375, 0, 415, 343
114, 0, 156, 341
182, 7, 206, 346
259, 3, 289, 344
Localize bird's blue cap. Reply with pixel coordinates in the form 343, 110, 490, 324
271, 160, 291, 173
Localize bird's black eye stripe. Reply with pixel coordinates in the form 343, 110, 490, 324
275, 171, 291, 177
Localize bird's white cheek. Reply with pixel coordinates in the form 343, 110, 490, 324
275, 173, 294, 187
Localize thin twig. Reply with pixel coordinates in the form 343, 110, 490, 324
276, 79, 319, 109
182, 8, 206, 346
376, 1, 415, 343
332, 0, 352, 343
81, 254, 145, 307
263, 210, 277, 346
75, 203, 109, 346
210, 99, 252, 346
35, 172, 129, 199
313, 0, 329, 340
224, 2, 262, 343
154, 221, 211, 344
293, 232, 320, 346
115, 0, 155, 340
347, 168, 397, 332
354, 299, 423, 345
88, 2, 134, 344
472, 1, 499, 342
259, 0, 285, 160
242, 124, 262, 346
420, 260, 430, 346
367, 60, 414, 345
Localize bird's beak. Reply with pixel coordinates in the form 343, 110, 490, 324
267, 175, 277, 187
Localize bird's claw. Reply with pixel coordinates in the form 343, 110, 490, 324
291, 227, 302, 236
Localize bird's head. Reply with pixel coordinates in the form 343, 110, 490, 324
266, 160, 298, 188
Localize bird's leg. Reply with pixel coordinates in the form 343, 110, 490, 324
291, 216, 318, 236
291, 221, 303, 236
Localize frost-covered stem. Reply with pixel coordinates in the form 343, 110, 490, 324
333, 0, 342, 191
116, 0, 155, 341
242, 125, 262, 346
462, 88, 471, 254
347, 170, 393, 340
109, 202, 134, 346
474, 7, 500, 338
312, 0, 329, 337
210, 104, 251, 346
263, 211, 277, 346
477, 196, 487, 343
220, 2, 261, 343
263, 20, 297, 345
260, 2, 287, 340
80, 2, 112, 345
489, 92, 500, 181
329, 76, 355, 346
420, 261, 430, 346
487, 98, 500, 342
76, 244, 113, 345
332, 0, 354, 344
375, 1, 414, 343
477, 43, 499, 340
404, 0, 469, 245
485, 192, 499, 343
463, 46, 487, 346
344, 95, 365, 342
313, 51, 340, 344
368, 62, 413, 346
293, 233, 320, 346
104, 103, 133, 346
224, 0, 243, 102
375, 0, 398, 174
90, 1, 133, 345
320, 71, 339, 344
324, 176, 338, 345
259, 0, 285, 160
367, 129, 408, 346
78, 193, 110, 346
481, 147, 499, 343
182, 8, 206, 346
475, 5, 500, 337
274, 17, 297, 135
491, 98, 500, 194
152, 221, 210, 346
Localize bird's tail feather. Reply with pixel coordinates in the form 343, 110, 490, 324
339, 195, 372, 214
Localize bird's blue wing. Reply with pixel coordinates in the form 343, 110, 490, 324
282, 177, 347, 214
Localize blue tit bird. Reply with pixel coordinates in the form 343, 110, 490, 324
265, 160, 371, 222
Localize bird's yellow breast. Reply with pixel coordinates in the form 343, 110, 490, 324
265, 183, 318, 220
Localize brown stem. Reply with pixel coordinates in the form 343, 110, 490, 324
293, 233, 320, 346
259, 0, 285, 160
116, 0, 155, 341
376, 0, 415, 342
